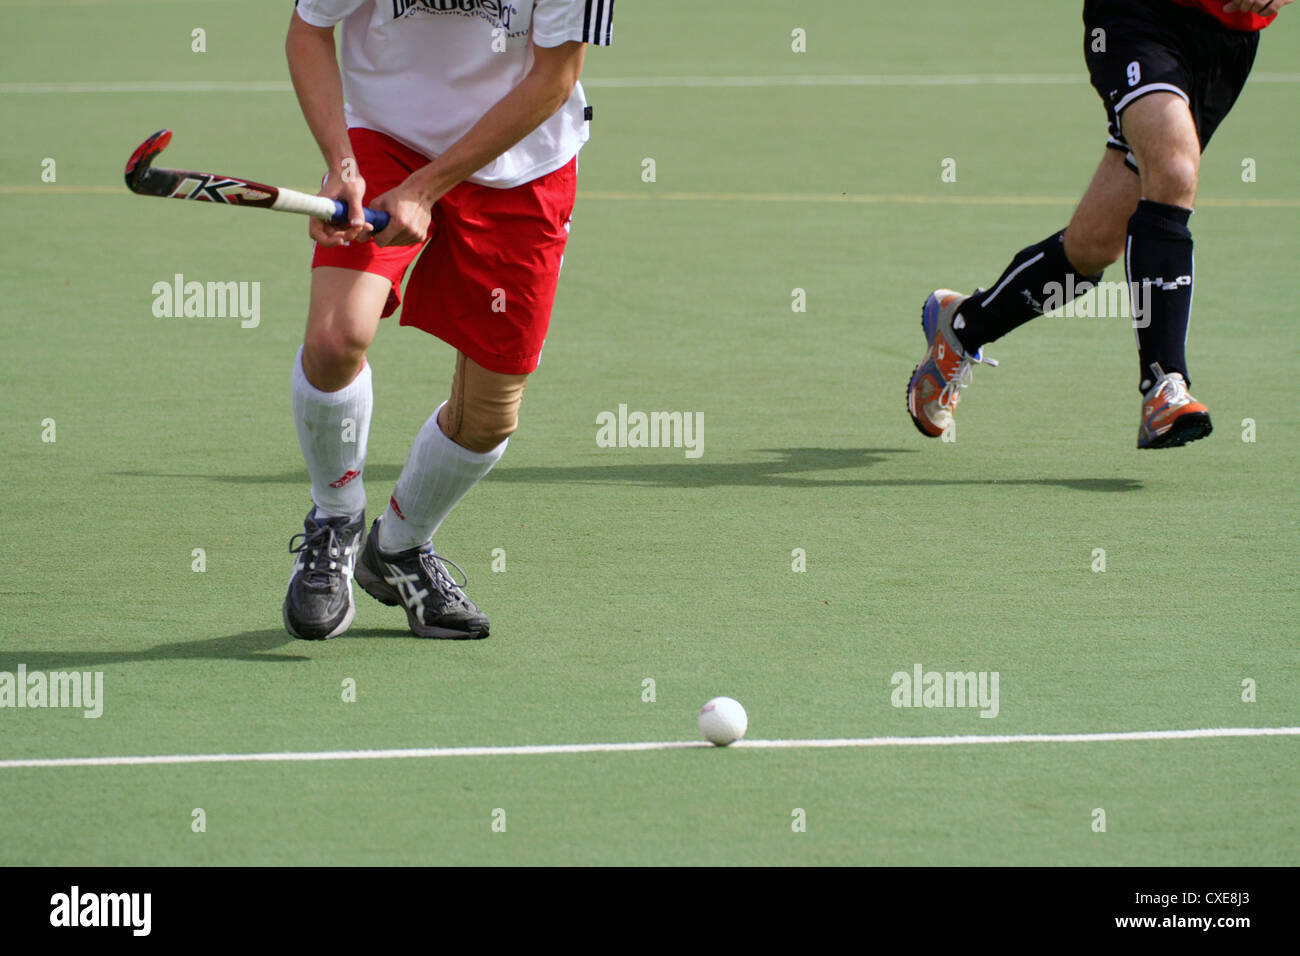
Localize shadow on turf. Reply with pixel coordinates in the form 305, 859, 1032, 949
116, 448, 1143, 492
0, 629, 319, 670
0, 628, 451, 671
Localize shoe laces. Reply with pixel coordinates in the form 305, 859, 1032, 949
1148, 363, 1189, 406
289, 521, 347, 587
418, 550, 470, 603
939, 346, 998, 407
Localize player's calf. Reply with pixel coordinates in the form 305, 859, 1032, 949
1126, 200, 1196, 395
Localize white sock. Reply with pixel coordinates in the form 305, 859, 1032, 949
378, 401, 506, 553
292, 345, 372, 518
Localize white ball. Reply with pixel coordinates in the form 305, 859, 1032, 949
699, 696, 748, 746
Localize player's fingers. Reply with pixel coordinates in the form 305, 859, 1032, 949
370, 210, 402, 246
366, 194, 395, 245
311, 217, 354, 247
339, 210, 370, 243
348, 195, 367, 230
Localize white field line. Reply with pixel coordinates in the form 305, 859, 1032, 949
2, 74, 1298, 95
2, 727, 1296, 770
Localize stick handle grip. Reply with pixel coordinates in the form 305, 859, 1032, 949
330, 199, 389, 233
269, 188, 390, 234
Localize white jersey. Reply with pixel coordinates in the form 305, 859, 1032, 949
294, 0, 614, 188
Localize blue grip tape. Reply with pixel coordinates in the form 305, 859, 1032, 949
329, 199, 390, 233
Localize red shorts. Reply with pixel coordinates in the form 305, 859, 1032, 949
312, 127, 577, 375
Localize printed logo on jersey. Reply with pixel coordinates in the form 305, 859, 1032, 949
392, 0, 523, 35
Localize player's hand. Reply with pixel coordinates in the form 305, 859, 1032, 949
368, 177, 435, 247
309, 165, 372, 246
1222, 0, 1291, 14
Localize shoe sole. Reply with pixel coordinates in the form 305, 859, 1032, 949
354, 549, 489, 640
283, 591, 356, 641
1140, 412, 1213, 449
907, 364, 938, 437
907, 293, 945, 438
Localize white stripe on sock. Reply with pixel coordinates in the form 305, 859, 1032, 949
980, 251, 1045, 308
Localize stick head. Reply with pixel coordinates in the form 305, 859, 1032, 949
124, 129, 173, 194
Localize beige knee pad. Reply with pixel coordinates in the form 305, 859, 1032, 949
438, 352, 527, 453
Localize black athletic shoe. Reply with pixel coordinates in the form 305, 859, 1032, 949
354, 519, 489, 639
282, 507, 365, 640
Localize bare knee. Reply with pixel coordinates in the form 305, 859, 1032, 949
1120, 91, 1200, 207
301, 267, 387, 391
1139, 152, 1199, 208
302, 325, 370, 391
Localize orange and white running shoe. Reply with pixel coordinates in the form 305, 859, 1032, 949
907, 290, 998, 438
1137, 363, 1212, 449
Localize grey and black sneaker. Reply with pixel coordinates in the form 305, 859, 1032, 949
354, 518, 489, 639
282, 507, 365, 640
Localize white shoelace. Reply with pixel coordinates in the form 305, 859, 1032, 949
1154, 364, 1190, 408
938, 348, 998, 407
1151, 366, 1189, 406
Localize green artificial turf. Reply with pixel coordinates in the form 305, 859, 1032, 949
1, 0, 1296, 865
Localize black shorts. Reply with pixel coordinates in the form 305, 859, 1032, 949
1082, 0, 1259, 172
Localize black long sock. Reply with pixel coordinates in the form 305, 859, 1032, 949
1126, 199, 1194, 393
953, 230, 1104, 354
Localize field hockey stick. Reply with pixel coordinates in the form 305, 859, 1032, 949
124, 129, 390, 233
